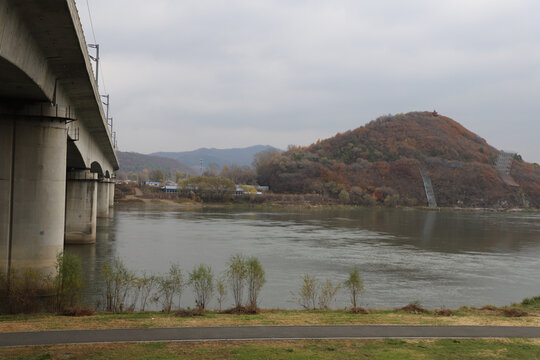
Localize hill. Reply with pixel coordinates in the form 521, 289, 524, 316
152, 145, 281, 170
255, 111, 540, 208
117, 151, 195, 176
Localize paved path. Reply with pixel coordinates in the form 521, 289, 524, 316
1, 326, 539, 347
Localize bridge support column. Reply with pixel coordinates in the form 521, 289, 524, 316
108, 180, 115, 207
65, 170, 98, 244
0, 120, 14, 274
0, 116, 67, 275
97, 180, 110, 218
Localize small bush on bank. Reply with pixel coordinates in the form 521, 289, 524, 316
293, 275, 340, 310
503, 308, 528, 317
318, 279, 340, 310
222, 305, 259, 315
521, 296, 540, 309
246, 257, 266, 309
157, 264, 184, 313
397, 302, 429, 314
295, 274, 318, 310
226, 254, 248, 308
435, 309, 453, 316
0, 268, 53, 314
216, 277, 227, 311
54, 252, 84, 313
175, 308, 205, 317
350, 307, 369, 314
188, 264, 214, 311
344, 265, 364, 309
61, 306, 95, 317
102, 258, 135, 313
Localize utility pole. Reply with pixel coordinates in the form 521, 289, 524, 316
108, 116, 113, 134
101, 94, 109, 120
88, 44, 100, 86
200, 159, 203, 175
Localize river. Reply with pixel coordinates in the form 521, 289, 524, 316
66, 204, 540, 310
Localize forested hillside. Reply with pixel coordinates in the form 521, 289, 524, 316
254, 112, 540, 208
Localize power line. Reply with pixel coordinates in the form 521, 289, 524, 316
84, 0, 107, 93
85, 0, 97, 43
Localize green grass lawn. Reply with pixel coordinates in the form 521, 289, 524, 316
1, 339, 539, 360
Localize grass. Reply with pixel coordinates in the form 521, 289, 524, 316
0, 339, 539, 359
0, 302, 539, 333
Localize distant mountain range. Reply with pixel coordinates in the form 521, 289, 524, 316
118, 145, 281, 175
152, 145, 281, 170
117, 151, 195, 175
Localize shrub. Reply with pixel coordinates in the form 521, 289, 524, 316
157, 264, 184, 313
350, 307, 368, 314
435, 309, 452, 316
188, 264, 214, 311
318, 279, 340, 310
216, 277, 228, 311
295, 274, 319, 310
384, 194, 400, 207
62, 306, 94, 317
54, 252, 84, 312
246, 257, 265, 309
226, 254, 248, 308
136, 273, 158, 312
176, 308, 205, 317
338, 190, 350, 204
0, 268, 53, 314
294, 276, 340, 310
102, 258, 135, 312
397, 302, 428, 314
503, 308, 528, 317
521, 296, 540, 308
343, 265, 364, 309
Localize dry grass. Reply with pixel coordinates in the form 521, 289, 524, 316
0, 307, 539, 333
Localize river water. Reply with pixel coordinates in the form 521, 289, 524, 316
66, 205, 540, 310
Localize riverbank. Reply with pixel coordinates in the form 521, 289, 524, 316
2, 298, 539, 333
116, 195, 539, 213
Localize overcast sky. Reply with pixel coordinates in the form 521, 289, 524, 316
77, 0, 540, 163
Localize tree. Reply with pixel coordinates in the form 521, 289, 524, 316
343, 265, 364, 309
54, 252, 84, 312
226, 253, 247, 308
157, 264, 184, 312
188, 264, 214, 311
338, 189, 350, 204
295, 274, 318, 310
175, 171, 187, 182
102, 257, 135, 313
216, 277, 228, 311
318, 279, 340, 310
178, 176, 235, 202
246, 257, 265, 309
149, 169, 165, 182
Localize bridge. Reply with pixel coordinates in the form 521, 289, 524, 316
0, 0, 119, 274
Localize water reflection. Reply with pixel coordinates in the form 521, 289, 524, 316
69, 205, 540, 309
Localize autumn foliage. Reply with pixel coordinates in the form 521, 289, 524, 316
255, 111, 540, 208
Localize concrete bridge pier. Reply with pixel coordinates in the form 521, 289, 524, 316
0, 116, 67, 275
65, 170, 98, 244
108, 181, 115, 207
97, 180, 110, 218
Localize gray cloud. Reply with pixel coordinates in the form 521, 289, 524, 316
78, 0, 540, 162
